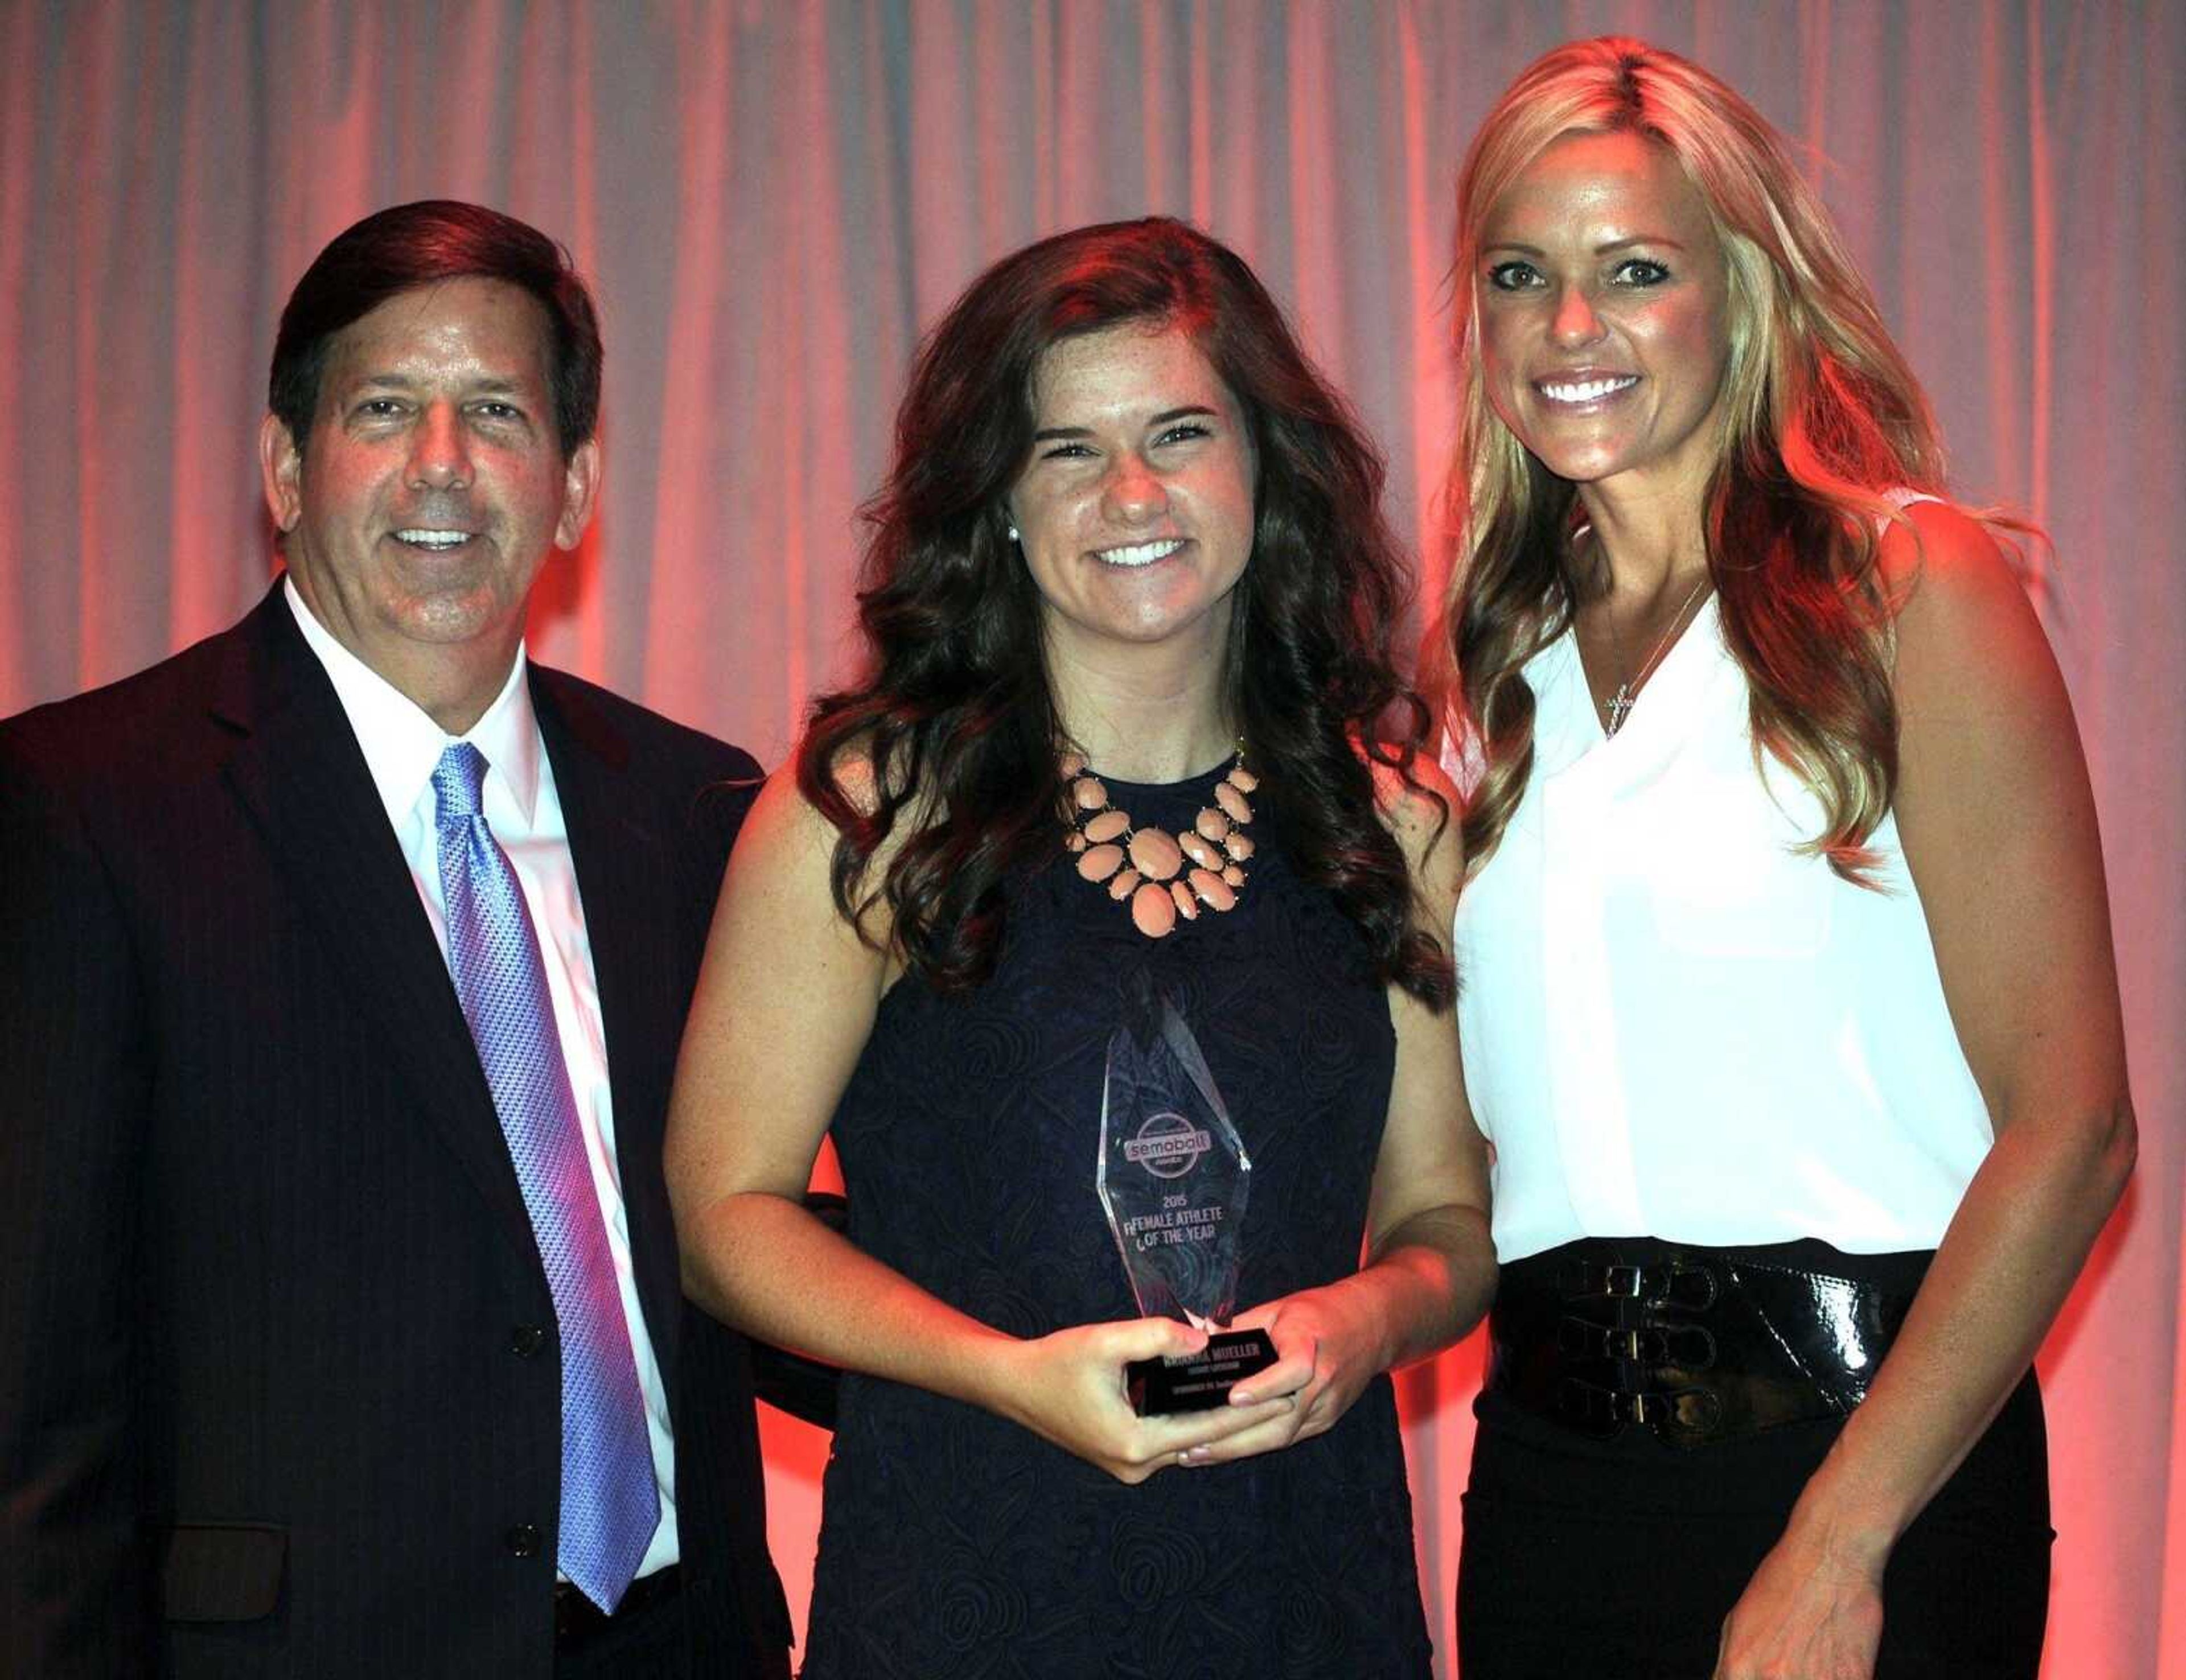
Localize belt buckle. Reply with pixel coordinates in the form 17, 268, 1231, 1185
1637, 1322, 1717, 1370
1554, 1378, 1674, 1435
1556, 1315, 1610, 1360
1659, 1261, 1719, 1311
1551, 1311, 1717, 1370
1553, 1376, 1628, 1438
1629, 1390, 1673, 1427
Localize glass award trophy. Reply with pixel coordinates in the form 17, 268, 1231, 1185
1097, 972, 1278, 1414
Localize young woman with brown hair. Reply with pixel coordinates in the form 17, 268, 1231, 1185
670, 217, 1493, 1678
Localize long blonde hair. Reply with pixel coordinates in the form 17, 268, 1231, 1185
1445, 36, 1946, 882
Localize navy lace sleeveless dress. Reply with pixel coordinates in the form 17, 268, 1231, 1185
798, 764, 1433, 1679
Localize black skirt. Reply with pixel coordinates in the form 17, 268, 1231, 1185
1456, 1241, 2052, 1679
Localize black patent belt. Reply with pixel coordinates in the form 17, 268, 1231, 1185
1487, 1237, 1930, 1448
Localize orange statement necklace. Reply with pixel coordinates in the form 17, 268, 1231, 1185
1060, 750, 1258, 939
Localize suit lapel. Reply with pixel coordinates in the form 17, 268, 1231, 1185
215, 588, 540, 1256
532, 669, 691, 1373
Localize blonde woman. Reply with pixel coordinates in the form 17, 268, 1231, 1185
1440, 38, 2132, 1680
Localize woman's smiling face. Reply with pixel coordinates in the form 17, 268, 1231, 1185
1476, 128, 1734, 508
1005, 322, 1257, 667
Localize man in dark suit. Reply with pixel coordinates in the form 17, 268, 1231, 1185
0, 201, 791, 1677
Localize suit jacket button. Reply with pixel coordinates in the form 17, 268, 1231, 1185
511, 1324, 546, 1357
505, 1522, 543, 1557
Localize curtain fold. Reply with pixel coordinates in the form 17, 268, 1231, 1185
1, 4, 2175, 1672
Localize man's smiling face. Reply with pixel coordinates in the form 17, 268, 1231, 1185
261, 275, 599, 702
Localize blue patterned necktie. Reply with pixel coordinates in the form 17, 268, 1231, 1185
432, 742, 658, 1612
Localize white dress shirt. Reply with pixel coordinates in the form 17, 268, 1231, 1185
285, 580, 680, 1578
1449, 509, 1995, 1262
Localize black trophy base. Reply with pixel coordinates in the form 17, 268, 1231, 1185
1127, 1328, 1279, 1415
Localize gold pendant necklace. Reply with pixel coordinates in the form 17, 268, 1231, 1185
1060, 749, 1258, 940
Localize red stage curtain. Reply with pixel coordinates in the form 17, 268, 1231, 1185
2, 5, 2176, 1671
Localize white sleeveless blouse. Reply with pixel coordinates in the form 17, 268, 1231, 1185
1452, 573, 1994, 1262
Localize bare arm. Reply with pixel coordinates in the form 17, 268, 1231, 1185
1196, 756, 1497, 1461
664, 761, 1297, 1482
1716, 501, 2135, 1678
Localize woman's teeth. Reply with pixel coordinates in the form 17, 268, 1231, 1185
1539, 375, 1638, 405
1096, 538, 1184, 568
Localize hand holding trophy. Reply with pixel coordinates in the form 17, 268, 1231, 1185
1097, 971, 1279, 1414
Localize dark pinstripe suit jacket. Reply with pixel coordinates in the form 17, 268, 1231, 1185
0, 584, 791, 1677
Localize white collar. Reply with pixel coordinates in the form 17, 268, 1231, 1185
283, 575, 542, 829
